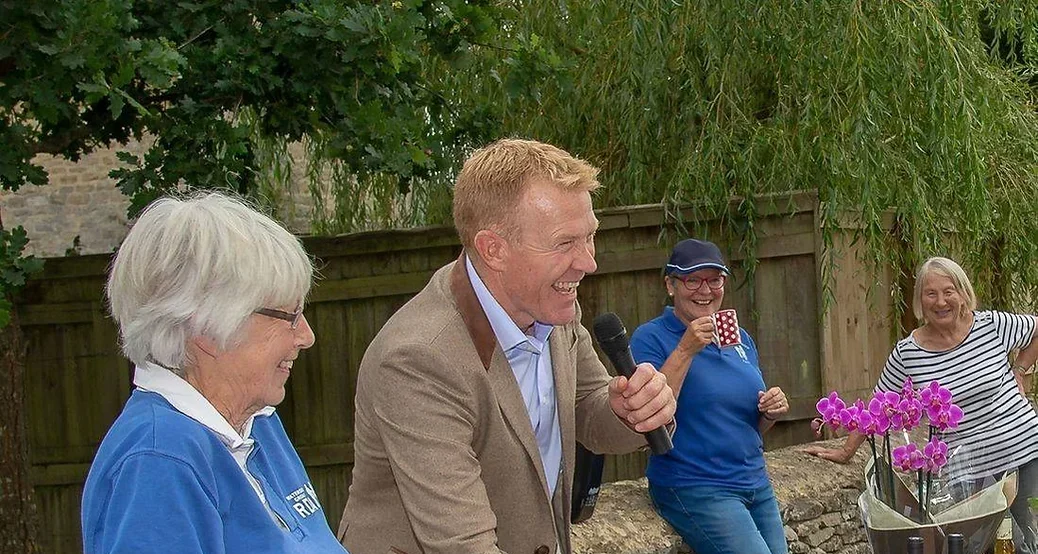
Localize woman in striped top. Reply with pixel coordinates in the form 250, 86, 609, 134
804, 257, 1038, 553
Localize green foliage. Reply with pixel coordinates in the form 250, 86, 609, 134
0, 0, 513, 325
5, 0, 1038, 325
0, 0, 501, 210
430, 0, 1038, 317
0, 227, 43, 328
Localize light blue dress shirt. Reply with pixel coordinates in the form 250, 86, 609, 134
465, 256, 563, 496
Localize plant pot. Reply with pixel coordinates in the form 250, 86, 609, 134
860, 459, 1009, 554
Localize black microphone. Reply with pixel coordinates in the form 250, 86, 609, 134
592, 312, 674, 456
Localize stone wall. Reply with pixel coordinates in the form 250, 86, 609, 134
0, 140, 315, 258
572, 439, 872, 554
0, 144, 141, 258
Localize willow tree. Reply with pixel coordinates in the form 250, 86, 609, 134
425, 0, 1038, 315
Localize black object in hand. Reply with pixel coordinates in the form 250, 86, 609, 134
592, 312, 674, 456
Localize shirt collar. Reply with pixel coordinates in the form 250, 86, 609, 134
133, 361, 275, 449
662, 306, 688, 335
465, 255, 553, 352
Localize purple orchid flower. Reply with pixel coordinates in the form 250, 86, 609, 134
892, 443, 926, 472
891, 397, 924, 432
919, 381, 952, 412
901, 377, 917, 401
857, 408, 890, 436
923, 437, 949, 472
870, 391, 902, 417
929, 403, 964, 431
816, 391, 846, 430
838, 400, 864, 433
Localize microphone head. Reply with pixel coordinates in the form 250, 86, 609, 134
592, 312, 628, 348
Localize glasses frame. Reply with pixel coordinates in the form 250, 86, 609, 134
254, 306, 304, 329
672, 274, 727, 292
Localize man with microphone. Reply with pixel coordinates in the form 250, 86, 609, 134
338, 139, 676, 554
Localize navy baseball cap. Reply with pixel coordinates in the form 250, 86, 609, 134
664, 239, 729, 276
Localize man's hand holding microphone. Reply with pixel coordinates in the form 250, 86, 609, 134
595, 313, 676, 455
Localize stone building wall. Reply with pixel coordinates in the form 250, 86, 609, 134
0, 144, 141, 258
0, 140, 316, 258
572, 439, 873, 554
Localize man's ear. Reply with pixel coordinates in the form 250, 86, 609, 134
473, 229, 509, 273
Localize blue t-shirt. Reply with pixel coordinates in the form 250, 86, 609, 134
630, 306, 769, 489
82, 390, 347, 554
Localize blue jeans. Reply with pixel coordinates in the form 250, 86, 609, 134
648, 482, 788, 554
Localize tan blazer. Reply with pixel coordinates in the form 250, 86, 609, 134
338, 259, 645, 554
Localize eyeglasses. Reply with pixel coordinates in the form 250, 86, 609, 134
254, 306, 304, 329
672, 274, 726, 292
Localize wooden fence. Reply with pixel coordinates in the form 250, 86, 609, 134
16, 191, 899, 552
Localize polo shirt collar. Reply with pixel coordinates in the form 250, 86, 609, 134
661, 306, 688, 335
133, 361, 275, 449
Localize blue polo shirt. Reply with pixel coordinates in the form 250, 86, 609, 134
82, 390, 347, 554
630, 307, 769, 489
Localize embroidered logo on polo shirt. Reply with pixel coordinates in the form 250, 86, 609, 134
286, 482, 322, 518
734, 345, 749, 364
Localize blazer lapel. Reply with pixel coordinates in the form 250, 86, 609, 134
551, 329, 576, 462
449, 258, 496, 370
550, 328, 576, 516
448, 256, 552, 499
486, 352, 551, 498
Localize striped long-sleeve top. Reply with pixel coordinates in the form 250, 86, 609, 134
876, 311, 1038, 481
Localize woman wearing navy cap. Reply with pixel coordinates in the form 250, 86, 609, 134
630, 238, 789, 554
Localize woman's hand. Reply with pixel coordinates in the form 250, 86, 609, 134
678, 315, 714, 355
757, 386, 788, 421
801, 432, 865, 464
801, 445, 855, 464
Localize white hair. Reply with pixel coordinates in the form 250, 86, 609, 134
107, 192, 313, 370
913, 256, 978, 323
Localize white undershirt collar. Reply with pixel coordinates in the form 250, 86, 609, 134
133, 361, 275, 445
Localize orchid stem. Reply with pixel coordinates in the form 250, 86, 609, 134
924, 426, 935, 522
921, 471, 930, 522
868, 436, 881, 498
885, 433, 895, 508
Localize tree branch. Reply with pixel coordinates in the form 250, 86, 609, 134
178, 25, 215, 50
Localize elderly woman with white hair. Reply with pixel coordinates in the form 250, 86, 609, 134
81, 193, 347, 554
805, 256, 1038, 553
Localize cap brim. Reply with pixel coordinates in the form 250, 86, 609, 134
665, 262, 729, 275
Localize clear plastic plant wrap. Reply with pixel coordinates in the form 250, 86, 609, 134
858, 450, 1011, 554
817, 379, 1011, 553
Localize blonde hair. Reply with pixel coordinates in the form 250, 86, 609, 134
913, 256, 978, 322
452, 138, 601, 250
107, 192, 313, 371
